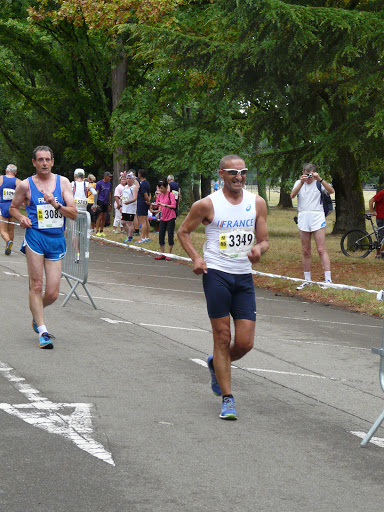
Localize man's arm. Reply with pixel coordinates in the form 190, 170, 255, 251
291, 178, 305, 199
88, 185, 98, 204
369, 196, 376, 215
131, 185, 138, 202
52, 176, 77, 220
9, 180, 32, 228
313, 172, 334, 194
248, 196, 269, 263
177, 197, 212, 274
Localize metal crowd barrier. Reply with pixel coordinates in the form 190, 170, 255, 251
61, 210, 97, 309
361, 292, 384, 446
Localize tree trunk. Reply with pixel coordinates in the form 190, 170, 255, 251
277, 189, 293, 208
257, 174, 268, 205
332, 148, 365, 234
112, 56, 128, 185
192, 179, 200, 202
201, 175, 211, 198
278, 174, 293, 208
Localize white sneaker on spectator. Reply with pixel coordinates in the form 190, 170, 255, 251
320, 280, 332, 289
296, 281, 311, 291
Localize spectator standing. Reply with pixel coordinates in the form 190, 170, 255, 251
136, 169, 151, 243
290, 163, 335, 289
369, 185, 384, 258
149, 188, 161, 232
86, 174, 98, 231
121, 173, 138, 243
167, 175, 181, 216
127, 169, 140, 236
0, 164, 21, 255
154, 180, 177, 261
113, 174, 126, 234
95, 171, 112, 237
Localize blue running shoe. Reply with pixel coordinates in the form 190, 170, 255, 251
5, 240, 13, 255
38, 332, 55, 349
32, 318, 39, 333
207, 354, 222, 396
220, 396, 237, 420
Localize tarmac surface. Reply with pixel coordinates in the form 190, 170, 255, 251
1, 229, 384, 511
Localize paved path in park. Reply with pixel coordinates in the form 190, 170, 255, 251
1, 230, 384, 511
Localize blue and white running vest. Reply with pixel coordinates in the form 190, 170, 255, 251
27, 175, 65, 236
204, 189, 257, 274
0, 176, 17, 204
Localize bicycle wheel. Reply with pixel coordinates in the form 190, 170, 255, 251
340, 229, 373, 258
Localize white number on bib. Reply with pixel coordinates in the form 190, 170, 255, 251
37, 204, 64, 229
2, 188, 15, 201
219, 229, 255, 258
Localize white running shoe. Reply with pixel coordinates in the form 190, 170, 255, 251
296, 281, 311, 291
320, 280, 333, 289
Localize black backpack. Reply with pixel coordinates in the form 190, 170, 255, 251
316, 181, 333, 217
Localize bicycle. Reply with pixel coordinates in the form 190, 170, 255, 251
340, 214, 384, 258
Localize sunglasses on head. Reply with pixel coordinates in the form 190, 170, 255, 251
222, 168, 248, 176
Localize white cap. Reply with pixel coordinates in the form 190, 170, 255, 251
74, 168, 85, 177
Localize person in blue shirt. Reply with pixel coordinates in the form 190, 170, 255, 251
0, 164, 21, 255
9, 146, 77, 349
95, 171, 112, 237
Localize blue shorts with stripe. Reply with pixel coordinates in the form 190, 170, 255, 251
21, 228, 66, 261
202, 268, 256, 321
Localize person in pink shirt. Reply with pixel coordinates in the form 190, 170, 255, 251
154, 179, 177, 261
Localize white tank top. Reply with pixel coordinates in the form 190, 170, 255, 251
121, 185, 137, 214
72, 180, 88, 210
204, 189, 257, 274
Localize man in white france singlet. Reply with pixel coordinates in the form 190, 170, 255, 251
177, 154, 269, 420
9, 146, 77, 349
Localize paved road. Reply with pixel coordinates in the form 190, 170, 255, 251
1, 230, 384, 511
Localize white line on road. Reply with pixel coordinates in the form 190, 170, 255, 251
0, 361, 115, 466
190, 359, 346, 381
350, 431, 384, 448
58, 292, 196, 309
99, 270, 198, 281
258, 313, 381, 329
140, 323, 208, 332
87, 280, 203, 294
100, 318, 209, 332
256, 336, 371, 351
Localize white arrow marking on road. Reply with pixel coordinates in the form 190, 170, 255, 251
350, 431, 384, 448
0, 361, 115, 466
100, 317, 132, 325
